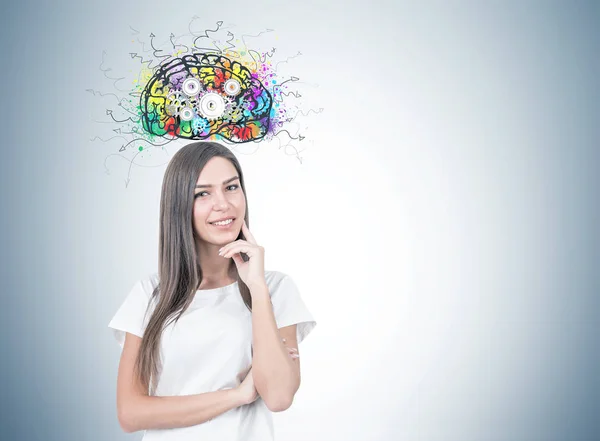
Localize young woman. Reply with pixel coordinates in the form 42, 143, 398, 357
108, 141, 317, 440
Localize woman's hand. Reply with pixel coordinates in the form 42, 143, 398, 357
286, 346, 299, 360
283, 338, 299, 360
219, 220, 266, 289
236, 367, 259, 405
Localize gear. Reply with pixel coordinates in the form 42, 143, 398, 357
182, 77, 202, 97
165, 104, 179, 116
224, 78, 241, 96
223, 103, 243, 122
166, 91, 184, 104
195, 91, 234, 121
165, 91, 187, 116
179, 106, 195, 121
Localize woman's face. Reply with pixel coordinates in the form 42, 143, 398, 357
192, 156, 246, 247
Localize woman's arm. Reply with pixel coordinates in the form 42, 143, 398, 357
121, 389, 245, 433
217, 225, 302, 412
117, 333, 248, 433
249, 281, 301, 412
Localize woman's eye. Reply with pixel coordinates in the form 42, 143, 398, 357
194, 185, 237, 199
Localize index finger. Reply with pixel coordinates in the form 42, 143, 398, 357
242, 220, 258, 245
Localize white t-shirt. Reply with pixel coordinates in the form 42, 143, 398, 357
108, 270, 317, 441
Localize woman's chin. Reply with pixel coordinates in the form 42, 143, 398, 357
211, 227, 240, 241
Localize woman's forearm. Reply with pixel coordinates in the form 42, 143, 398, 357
249, 281, 298, 410
120, 388, 245, 433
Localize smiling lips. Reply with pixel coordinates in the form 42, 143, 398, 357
209, 216, 235, 224
209, 217, 236, 229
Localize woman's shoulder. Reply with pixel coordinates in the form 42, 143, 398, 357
133, 272, 160, 299
264, 270, 296, 289
264, 269, 288, 283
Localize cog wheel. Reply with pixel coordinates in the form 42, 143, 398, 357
182, 77, 202, 97
166, 90, 184, 104
224, 78, 241, 96
179, 106, 195, 122
165, 91, 187, 116
223, 102, 243, 122
223, 96, 234, 114
165, 104, 181, 116
195, 91, 234, 121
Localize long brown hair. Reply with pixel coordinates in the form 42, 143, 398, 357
135, 141, 253, 395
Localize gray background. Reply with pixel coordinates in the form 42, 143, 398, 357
1, 0, 598, 440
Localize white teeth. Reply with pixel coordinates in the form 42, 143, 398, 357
212, 218, 233, 226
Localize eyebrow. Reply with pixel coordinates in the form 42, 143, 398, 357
195, 176, 240, 189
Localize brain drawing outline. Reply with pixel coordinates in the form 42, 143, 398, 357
140, 54, 273, 143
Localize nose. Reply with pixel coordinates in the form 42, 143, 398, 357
213, 190, 229, 210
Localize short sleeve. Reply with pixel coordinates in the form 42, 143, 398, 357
108, 277, 156, 349
269, 273, 317, 344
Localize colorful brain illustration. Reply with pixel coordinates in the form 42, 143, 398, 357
141, 54, 273, 143
90, 20, 323, 179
